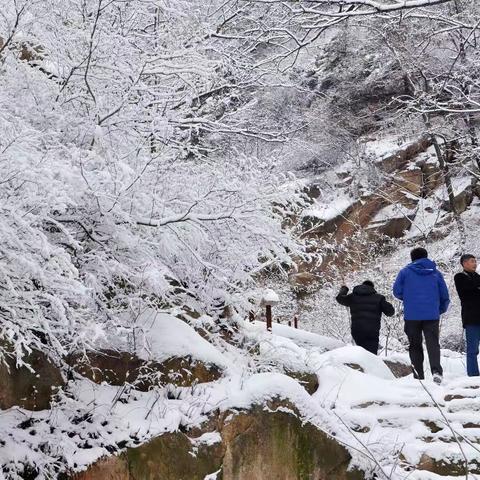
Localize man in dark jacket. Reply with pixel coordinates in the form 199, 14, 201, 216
336, 280, 395, 355
454, 254, 480, 376
393, 247, 450, 384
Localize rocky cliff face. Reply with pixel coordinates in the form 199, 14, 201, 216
291, 134, 478, 292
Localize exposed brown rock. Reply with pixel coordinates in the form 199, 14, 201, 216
67, 350, 223, 389
345, 363, 364, 373
463, 422, 480, 428
301, 201, 357, 237
441, 183, 474, 214
303, 183, 322, 200
0, 348, 64, 410
384, 360, 412, 378
354, 401, 387, 409
284, 370, 319, 395
444, 394, 466, 402
419, 162, 443, 195
67, 350, 142, 385
351, 425, 370, 433
369, 215, 413, 239
421, 420, 443, 434
73, 456, 129, 480
73, 405, 365, 480
220, 407, 363, 480
417, 453, 480, 476
379, 137, 431, 174
334, 196, 384, 241
0, 36, 45, 63
396, 168, 423, 197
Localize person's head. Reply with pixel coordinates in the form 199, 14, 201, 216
460, 254, 477, 273
362, 280, 374, 288
410, 247, 428, 262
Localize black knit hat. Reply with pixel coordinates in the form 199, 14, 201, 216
362, 280, 374, 288
410, 247, 428, 262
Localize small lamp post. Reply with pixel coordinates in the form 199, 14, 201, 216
260, 288, 280, 332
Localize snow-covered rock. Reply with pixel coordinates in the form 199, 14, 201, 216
134, 310, 229, 368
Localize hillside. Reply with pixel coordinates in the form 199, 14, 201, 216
2, 316, 480, 479
1, 0, 480, 478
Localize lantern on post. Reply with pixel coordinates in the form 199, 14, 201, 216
260, 288, 280, 332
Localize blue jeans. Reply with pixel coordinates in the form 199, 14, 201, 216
465, 325, 480, 376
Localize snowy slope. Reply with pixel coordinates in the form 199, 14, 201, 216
1, 314, 479, 479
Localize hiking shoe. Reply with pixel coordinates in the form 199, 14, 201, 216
433, 373, 443, 385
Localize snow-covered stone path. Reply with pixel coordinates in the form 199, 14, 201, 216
251, 321, 480, 479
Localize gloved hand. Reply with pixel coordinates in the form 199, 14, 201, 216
339, 285, 349, 295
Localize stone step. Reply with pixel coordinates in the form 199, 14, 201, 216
444, 392, 480, 402
446, 399, 480, 413
352, 400, 435, 409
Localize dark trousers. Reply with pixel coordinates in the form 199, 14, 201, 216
465, 325, 480, 376
404, 320, 442, 379
352, 329, 379, 355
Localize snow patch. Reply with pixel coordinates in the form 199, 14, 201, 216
134, 310, 229, 367
302, 197, 354, 221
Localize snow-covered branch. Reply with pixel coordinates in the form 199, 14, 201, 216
246, 0, 452, 16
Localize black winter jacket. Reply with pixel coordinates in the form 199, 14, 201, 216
336, 284, 395, 334
454, 271, 480, 327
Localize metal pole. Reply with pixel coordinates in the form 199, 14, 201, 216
266, 305, 272, 332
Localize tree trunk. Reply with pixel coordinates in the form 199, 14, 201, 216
430, 133, 466, 245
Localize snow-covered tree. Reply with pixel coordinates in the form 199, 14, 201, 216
0, 0, 309, 366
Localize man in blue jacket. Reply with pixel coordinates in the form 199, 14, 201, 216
393, 247, 450, 384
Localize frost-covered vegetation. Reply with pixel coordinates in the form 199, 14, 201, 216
2, 0, 480, 478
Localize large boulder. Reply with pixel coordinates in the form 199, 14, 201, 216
67, 350, 223, 389
68, 312, 227, 389
73, 405, 364, 480
220, 406, 363, 480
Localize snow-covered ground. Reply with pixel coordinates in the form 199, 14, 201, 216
1, 314, 479, 479
302, 196, 354, 222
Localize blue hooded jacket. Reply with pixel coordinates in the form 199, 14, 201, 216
393, 258, 450, 320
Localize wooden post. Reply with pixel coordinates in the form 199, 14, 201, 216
288, 320, 291, 327
294, 316, 298, 329
266, 305, 272, 332
248, 311, 255, 323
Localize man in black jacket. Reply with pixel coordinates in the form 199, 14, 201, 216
336, 280, 395, 355
454, 254, 480, 376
